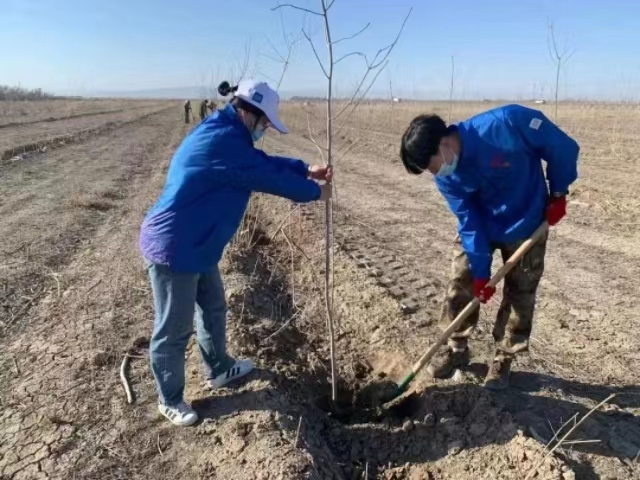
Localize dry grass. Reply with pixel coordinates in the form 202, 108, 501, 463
67, 191, 116, 212
0, 98, 160, 127
281, 99, 640, 137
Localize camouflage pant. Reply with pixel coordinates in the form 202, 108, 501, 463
439, 231, 548, 354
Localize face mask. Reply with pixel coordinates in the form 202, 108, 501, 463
436, 148, 459, 177
251, 125, 265, 143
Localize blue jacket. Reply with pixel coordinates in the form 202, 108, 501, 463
139, 104, 321, 272
435, 104, 579, 279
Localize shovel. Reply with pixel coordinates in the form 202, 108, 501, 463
388, 221, 550, 402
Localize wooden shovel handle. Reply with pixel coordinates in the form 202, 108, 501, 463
409, 221, 549, 376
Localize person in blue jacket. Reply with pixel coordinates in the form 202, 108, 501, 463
140, 79, 332, 426
400, 104, 579, 390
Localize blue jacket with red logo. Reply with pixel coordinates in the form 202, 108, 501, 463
435, 104, 579, 279
139, 104, 320, 272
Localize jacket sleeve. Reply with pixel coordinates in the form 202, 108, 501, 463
256, 151, 310, 178
209, 137, 321, 203
436, 179, 493, 279
509, 105, 580, 194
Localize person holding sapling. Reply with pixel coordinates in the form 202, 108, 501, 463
140, 79, 332, 426
399, 104, 579, 390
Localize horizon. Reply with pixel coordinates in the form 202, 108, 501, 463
33, 87, 640, 104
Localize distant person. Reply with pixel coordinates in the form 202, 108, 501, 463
184, 100, 193, 124
199, 99, 209, 121
140, 79, 332, 426
208, 100, 217, 113
400, 104, 579, 390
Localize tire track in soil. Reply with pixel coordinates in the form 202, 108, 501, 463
266, 131, 640, 381
266, 133, 459, 335
0, 108, 176, 338
0, 106, 173, 161
0, 110, 187, 480
0, 104, 154, 130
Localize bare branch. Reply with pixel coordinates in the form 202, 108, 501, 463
545, 413, 579, 449
269, 204, 301, 240
275, 58, 291, 90
332, 72, 369, 120
356, 60, 389, 102
368, 7, 412, 69
546, 34, 556, 63
332, 58, 388, 123
302, 30, 330, 78
306, 110, 328, 162
525, 394, 615, 480
255, 69, 278, 84
260, 52, 287, 64
263, 310, 300, 343
120, 354, 134, 404
548, 21, 561, 60
546, 20, 574, 120
448, 55, 455, 123
332, 22, 370, 45
234, 40, 253, 83
334, 51, 366, 65
335, 61, 389, 135
266, 37, 288, 63
548, 21, 574, 64
331, 8, 411, 121
303, 106, 323, 121
325, 0, 336, 10
335, 137, 360, 164
275, 40, 295, 89
279, 10, 290, 46
272, 3, 322, 16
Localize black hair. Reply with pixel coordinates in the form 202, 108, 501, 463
218, 80, 265, 122
400, 114, 448, 175
217, 81, 238, 96
230, 97, 265, 120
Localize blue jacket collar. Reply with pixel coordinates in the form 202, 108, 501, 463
454, 122, 476, 170
219, 103, 253, 144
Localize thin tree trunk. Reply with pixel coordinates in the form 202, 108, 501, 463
322, 0, 337, 402
448, 56, 455, 123
555, 62, 560, 120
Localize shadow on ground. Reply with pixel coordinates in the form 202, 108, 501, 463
190, 226, 640, 480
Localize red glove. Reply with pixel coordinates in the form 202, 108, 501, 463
473, 278, 495, 304
546, 196, 567, 226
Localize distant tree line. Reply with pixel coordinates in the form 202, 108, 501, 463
0, 85, 54, 101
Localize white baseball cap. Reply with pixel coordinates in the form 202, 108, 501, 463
234, 79, 288, 134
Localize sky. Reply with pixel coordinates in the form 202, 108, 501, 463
2, 0, 640, 100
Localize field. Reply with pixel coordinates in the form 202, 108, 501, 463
0, 98, 639, 480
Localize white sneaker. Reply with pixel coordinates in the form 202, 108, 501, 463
208, 359, 255, 389
158, 401, 198, 426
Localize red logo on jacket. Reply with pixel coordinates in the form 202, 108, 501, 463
490, 154, 510, 168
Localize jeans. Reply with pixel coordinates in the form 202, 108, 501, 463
146, 262, 235, 406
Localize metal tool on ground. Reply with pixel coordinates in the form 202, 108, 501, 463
387, 221, 550, 403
